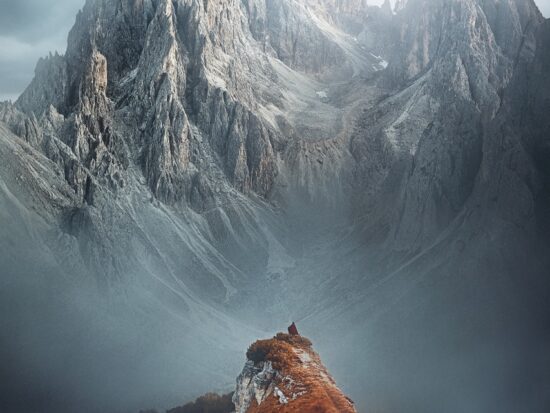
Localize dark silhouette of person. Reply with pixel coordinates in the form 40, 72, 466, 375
288, 322, 299, 336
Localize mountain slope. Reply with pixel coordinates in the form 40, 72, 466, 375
0, 1, 549, 412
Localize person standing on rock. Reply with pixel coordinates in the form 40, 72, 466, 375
288, 322, 299, 335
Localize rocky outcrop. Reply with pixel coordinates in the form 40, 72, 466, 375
16, 52, 69, 116
243, 0, 378, 77
0, 102, 42, 147
233, 333, 356, 413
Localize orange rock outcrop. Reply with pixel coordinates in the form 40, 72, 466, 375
234, 333, 356, 413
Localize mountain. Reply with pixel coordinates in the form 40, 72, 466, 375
0, 0, 549, 412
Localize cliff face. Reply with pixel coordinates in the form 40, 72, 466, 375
8, 0, 384, 210
349, 0, 547, 256
233, 334, 356, 413
166, 393, 234, 413
14, 0, 280, 205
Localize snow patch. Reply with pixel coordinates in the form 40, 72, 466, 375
316, 90, 328, 99
274, 387, 289, 404
370, 53, 389, 70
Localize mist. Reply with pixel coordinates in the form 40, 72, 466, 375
2, 184, 548, 413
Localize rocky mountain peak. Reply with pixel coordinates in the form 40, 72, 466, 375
233, 333, 356, 413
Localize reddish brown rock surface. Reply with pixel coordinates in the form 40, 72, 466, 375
233, 333, 356, 413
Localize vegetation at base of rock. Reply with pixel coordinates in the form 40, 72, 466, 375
166, 392, 234, 413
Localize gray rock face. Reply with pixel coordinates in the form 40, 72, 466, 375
348, 0, 547, 256
232, 360, 277, 413
244, 0, 380, 77
244, 0, 345, 74
15, 0, 279, 206
10, 0, 388, 210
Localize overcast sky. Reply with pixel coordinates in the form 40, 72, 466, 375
0, 0, 85, 101
0, 0, 549, 102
